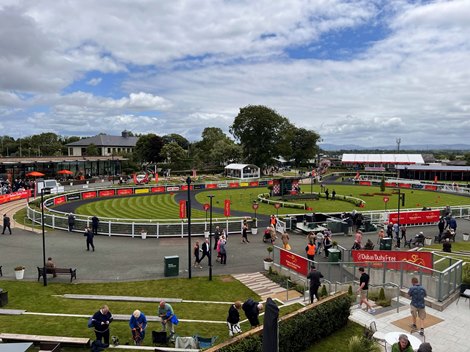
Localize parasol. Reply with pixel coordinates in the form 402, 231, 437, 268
57, 169, 74, 175
26, 171, 45, 177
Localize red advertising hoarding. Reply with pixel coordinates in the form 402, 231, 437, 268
388, 210, 440, 225
117, 188, 133, 196
0, 190, 31, 204
82, 191, 97, 199
424, 185, 438, 191
351, 250, 433, 271
279, 249, 309, 276
359, 181, 371, 186
99, 190, 115, 197
181, 185, 193, 191
206, 184, 217, 189
179, 200, 186, 219
53, 196, 66, 205
151, 186, 165, 193
249, 181, 259, 187
229, 182, 239, 188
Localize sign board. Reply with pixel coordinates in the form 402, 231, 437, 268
351, 250, 433, 271
274, 203, 281, 209
279, 249, 309, 276
388, 210, 440, 225
252, 203, 259, 210
383, 197, 389, 203
203, 203, 210, 211
179, 200, 186, 219
224, 199, 231, 217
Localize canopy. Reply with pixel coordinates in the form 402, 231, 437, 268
26, 171, 45, 177
57, 169, 74, 175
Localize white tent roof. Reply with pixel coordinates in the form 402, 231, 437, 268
342, 154, 424, 164
225, 163, 258, 170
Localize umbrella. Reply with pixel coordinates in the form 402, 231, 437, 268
57, 169, 74, 175
26, 171, 45, 177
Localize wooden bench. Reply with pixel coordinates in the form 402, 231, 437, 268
37, 267, 77, 282
0, 333, 89, 348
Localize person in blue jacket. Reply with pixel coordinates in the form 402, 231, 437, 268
129, 310, 147, 345
91, 305, 113, 347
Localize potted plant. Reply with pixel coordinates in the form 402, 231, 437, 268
140, 229, 147, 240
263, 246, 274, 271
463, 233, 469, 241
251, 218, 258, 235
424, 237, 432, 246
14, 266, 25, 280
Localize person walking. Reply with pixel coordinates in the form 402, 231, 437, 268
2, 214, 11, 235
307, 265, 323, 304
193, 240, 202, 268
400, 224, 407, 243
129, 309, 147, 345
91, 305, 113, 347
408, 277, 427, 336
91, 215, 99, 235
84, 227, 95, 251
305, 241, 316, 262
323, 233, 332, 258
241, 224, 249, 243
219, 235, 227, 264
158, 301, 177, 342
226, 301, 242, 337
213, 226, 222, 250
197, 238, 210, 267
356, 267, 375, 313
315, 231, 324, 255
281, 232, 290, 250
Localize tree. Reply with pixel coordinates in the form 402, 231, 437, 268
287, 127, 320, 166
86, 143, 100, 156
134, 134, 164, 163
162, 134, 190, 150
230, 105, 291, 168
210, 139, 242, 166
160, 142, 188, 169
193, 127, 240, 166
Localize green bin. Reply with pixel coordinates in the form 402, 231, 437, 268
328, 249, 341, 263
380, 238, 392, 251
164, 256, 179, 277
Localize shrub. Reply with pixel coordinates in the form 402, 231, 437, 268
348, 336, 382, 352
378, 287, 386, 301
320, 284, 328, 298
462, 265, 470, 285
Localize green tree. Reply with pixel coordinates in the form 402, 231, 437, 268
288, 127, 321, 166
380, 175, 386, 192
86, 143, 100, 156
161, 142, 187, 166
230, 105, 291, 168
134, 134, 164, 163
162, 134, 190, 150
193, 127, 240, 166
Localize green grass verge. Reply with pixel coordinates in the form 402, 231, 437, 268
0, 276, 305, 348
304, 320, 364, 352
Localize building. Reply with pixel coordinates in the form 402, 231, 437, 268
66, 131, 138, 157
396, 165, 470, 182
341, 154, 424, 171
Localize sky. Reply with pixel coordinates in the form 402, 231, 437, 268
1, 0, 470, 148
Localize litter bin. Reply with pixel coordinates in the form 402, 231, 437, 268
0, 290, 8, 307
380, 238, 392, 251
164, 256, 179, 277
328, 249, 341, 263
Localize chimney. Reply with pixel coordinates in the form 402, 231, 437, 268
122, 130, 129, 138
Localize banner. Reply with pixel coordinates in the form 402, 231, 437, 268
151, 186, 165, 193
99, 189, 115, 197
179, 200, 186, 219
0, 190, 31, 204
279, 249, 309, 276
82, 191, 97, 199
351, 250, 433, 271
53, 196, 66, 205
224, 199, 231, 217
388, 210, 440, 225
117, 188, 133, 196
359, 181, 371, 186
66, 193, 81, 201
229, 182, 239, 188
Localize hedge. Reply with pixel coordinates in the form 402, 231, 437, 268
212, 292, 352, 352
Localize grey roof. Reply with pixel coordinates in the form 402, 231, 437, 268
396, 164, 470, 171
342, 153, 424, 164
66, 135, 139, 147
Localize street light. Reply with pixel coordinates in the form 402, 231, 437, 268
186, 177, 192, 279
207, 195, 214, 281
41, 187, 51, 287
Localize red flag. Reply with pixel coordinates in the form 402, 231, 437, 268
155, 173, 159, 183
133, 173, 138, 185
224, 199, 231, 217
355, 171, 360, 179
179, 200, 186, 219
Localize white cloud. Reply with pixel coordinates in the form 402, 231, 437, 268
86, 78, 102, 86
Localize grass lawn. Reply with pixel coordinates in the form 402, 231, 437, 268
73, 184, 470, 220
304, 320, 365, 352
0, 276, 304, 348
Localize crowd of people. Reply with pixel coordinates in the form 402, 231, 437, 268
0, 178, 34, 194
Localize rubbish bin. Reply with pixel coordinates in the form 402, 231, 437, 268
380, 238, 392, 251
328, 249, 341, 263
0, 290, 8, 307
164, 256, 179, 277
284, 217, 292, 230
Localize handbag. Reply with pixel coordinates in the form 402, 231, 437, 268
87, 317, 94, 328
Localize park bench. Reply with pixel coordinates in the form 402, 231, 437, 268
37, 267, 77, 283
404, 236, 425, 248
0, 333, 89, 348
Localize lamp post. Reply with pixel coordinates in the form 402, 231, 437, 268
111, 153, 115, 184
396, 138, 401, 229
186, 177, 192, 279
41, 187, 51, 287
208, 195, 214, 281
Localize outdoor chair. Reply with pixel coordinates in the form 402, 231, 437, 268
368, 321, 386, 347
193, 334, 218, 348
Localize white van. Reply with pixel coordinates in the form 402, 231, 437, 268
36, 179, 65, 195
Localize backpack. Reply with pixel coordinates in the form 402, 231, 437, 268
87, 317, 94, 328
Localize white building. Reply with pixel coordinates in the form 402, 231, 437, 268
66, 131, 138, 157
224, 164, 260, 179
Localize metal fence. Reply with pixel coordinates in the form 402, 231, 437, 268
271, 245, 463, 302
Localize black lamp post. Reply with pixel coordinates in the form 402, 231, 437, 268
41, 187, 51, 286
186, 177, 192, 279
207, 195, 214, 281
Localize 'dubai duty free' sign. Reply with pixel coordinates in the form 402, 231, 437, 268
352, 250, 433, 271
279, 249, 309, 276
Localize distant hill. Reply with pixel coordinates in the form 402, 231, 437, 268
319, 143, 470, 152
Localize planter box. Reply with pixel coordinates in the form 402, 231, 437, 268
141, 232, 147, 240
251, 228, 258, 235
424, 238, 432, 246
463, 233, 469, 241
263, 260, 273, 271
15, 270, 25, 280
